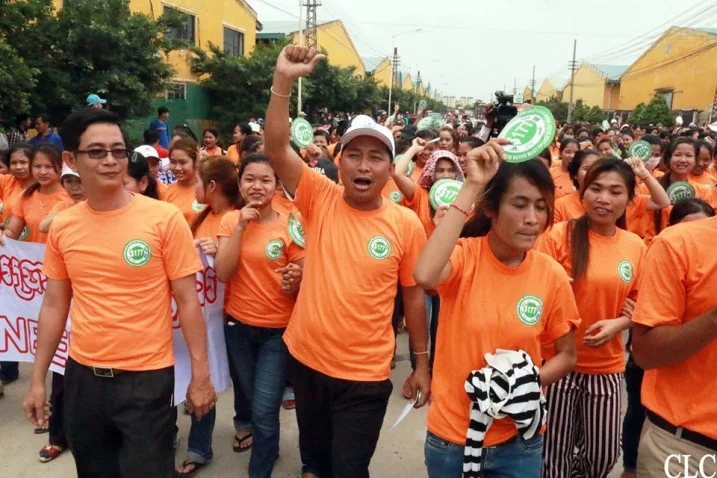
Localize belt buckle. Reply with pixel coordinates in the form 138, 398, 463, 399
92, 367, 114, 378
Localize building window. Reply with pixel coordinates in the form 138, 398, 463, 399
164, 7, 196, 44
223, 27, 244, 56
165, 82, 187, 100
655, 89, 674, 110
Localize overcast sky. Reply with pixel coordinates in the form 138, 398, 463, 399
250, 0, 717, 102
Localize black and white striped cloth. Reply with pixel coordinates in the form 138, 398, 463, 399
463, 349, 546, 477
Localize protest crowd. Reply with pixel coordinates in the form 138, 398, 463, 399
0, 44, 716, 478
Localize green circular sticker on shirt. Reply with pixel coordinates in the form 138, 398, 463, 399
291, 118, 314, 148
287, 214, 305, 249
388, 190, 404, 203
429, 179, 463, 210
498, 105, 556, 163
665, 181, 695, 204
191, 199, 205, 212
18, 225, 30, 241
629, 140, 652, 161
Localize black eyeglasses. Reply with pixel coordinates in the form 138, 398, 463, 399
76, 148, 129, 160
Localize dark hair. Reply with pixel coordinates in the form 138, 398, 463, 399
313, 130, 330, 143
698, 140, 714, 156
415, 129, 438, 141
439, 126, 459, 152
654, 137, 700, 233
174, 124, 197, 142
559, 138, 579, 154
237, 153, 276, 208
158, 106, 169, 116
8, 142, 33, 162
568, 158, 636, 282
191, 156, 239, 235
459, 136, 483, 149
640, 134, 661, 147
395, 138, 412, 155
169, 137, 200, 165
576, 128, 590, 138
0, 151, 8, 168
568, 150, 600, 189
37, 114, 52, 125
22, 144, 63, 198
240, 135, 264, 156
202, 127, 219, 140
127, 151, 159, 200
144, 129, 160, 145
59, 108, 122, 152
537, 147, 552, 167
669, 198, 716, 225
237, 123, 252, 136
596, 137, 612, 149
591, 127, 604, 139
621, 130, 634, 139
461, 160, 555, 238
15, 113, 30, 127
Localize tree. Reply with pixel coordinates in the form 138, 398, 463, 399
628, 102, 646, 126
0, 0, 180, 122
537, 98, 569, 122
639, 95, 674, 127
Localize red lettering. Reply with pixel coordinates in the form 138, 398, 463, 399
204, 267, 218, 305
0, 253, 47, 302
50, 329, 70, 369
0, 315, 29, 353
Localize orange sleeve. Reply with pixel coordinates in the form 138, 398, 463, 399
435, 239, 469, 294
217, 210, 239, 238
159, 209, 203, 280
43, 224, 68, 280
294, 165, 338, 220
542, 278, 580, 343
398, 212, 427, 287
632, 236, 686, 328
554, 203, 565, 223
628, 241, 648, 301
11, 196, 26, 220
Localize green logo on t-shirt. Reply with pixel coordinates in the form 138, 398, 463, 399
516, 295, 543, 326
18, 225, 30, 241
123, 239, 152, 267
388, 190, 404, 203
367, 235, 392, 260
191, 200, 205, 212
265, 239, 284, 261
617, 260, 633, 284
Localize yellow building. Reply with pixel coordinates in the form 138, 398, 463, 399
401, 73, 413, 91
564, 63, 627, 111
522, 87, 533, 102
363, 57, 392, 87
259, 20, 366, 76
535, 78, 562, 102
619, 27, 717, 112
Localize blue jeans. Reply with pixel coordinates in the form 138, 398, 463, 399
424, 431, 543, 478
224, 317, 289, 478
186, 407, 216, 463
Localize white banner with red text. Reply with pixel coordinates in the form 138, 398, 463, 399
0, 238, 231, 404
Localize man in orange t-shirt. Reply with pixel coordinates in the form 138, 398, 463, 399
265, 46, 430, 478
20, 108, 217, 477
631, 216, 717, 477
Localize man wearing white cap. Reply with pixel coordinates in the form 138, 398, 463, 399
86, 94, 107, 109
265, 45, 430, 478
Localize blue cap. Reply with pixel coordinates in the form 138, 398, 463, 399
86, 94, 107, 106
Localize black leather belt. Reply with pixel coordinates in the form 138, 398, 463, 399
647, 410, 717, 452
82, 365, 127, 378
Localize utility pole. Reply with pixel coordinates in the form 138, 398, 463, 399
513, 78, 517, 96
388, 47, 400, 112
304, 0, 320, 49
530, 65, 536, 102
567, 39, 578, 122
414, 70, 422, 113
297, 0, 304, 114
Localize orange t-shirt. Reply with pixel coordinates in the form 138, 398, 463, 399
536, 222, 646, 374
550, 168, 575, 199
12, 187, 69, 244
273, 190, 296, 217
0, 175, 24, 224
156, 181, 169, 201
640, 180, 712, 245
50, 198, 80, 214
553, 191, 651, 238
226, 145, 240, 165
632, 216, 717, 439
427, 236, 580, 447
411, 164, 424, 182
553, 191, 583, 223
688, 172, 716, 186
381, 178, 405, 204
283, 167, 427, 381
163, 182, 205, 224
218, 211, 304, 328
193, 209, 231, 243
43, 193, 202, 371
403, 186, 435, 237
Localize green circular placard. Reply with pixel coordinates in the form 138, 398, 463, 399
629, 140, 652, 161
665, 181, 696, 204
419, 99, 428, 109
417, 117, 434, 131
287, 213, 305, 248
498, 106, 556, 163
429, 179, 463, 210
290, 118, 314, 148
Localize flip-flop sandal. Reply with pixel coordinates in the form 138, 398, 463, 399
176, 459, 207, 477
402, 373, 414, 399
232, 432, 253, 453
34, 425, 49, 434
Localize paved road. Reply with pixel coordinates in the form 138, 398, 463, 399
0, 333, 624, 477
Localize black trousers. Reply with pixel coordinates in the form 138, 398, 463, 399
63, 358, 175, 478
291, 356, 392, 478
622, 353, 646, 472
49, 372, 67, 447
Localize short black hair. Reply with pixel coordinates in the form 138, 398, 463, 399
15, 113, 30, 126
144, 129, 160, 145
60, 108, 122, 152
238, 123, 252, 136
459, 136, 484, 149
37, 113, 52, 125
641, 134, 661, 146
158, 106, 169, 116
313, 130, 330, 142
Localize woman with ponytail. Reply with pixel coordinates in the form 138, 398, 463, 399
537, 158, 647, 478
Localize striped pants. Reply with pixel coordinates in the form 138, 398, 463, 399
543, 371, 623, 478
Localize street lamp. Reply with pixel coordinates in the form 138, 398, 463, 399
388, 28, 423, 115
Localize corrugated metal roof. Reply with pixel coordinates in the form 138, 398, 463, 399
590, 63, 629, 80
260, 21, 299, 35
696, 28, 717, 35
362, 56, 384, 72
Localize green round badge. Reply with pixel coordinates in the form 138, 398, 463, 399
429, 179, 463, 210
18, 226, 30, 241
191, 199, 205, 212
617, 260, 634, 284
287, 214, 305, 249
417, 117, 434, 131
498, 106, 556, 163
123, 239, 152, 267
265, 239, 284, 261
665, 181, 695, 204
628, 140, 652, 161
388, 190, 404, 203
419, 99, 428, 109
516, 295, 543, 326
290, 118, 314, 149
367, 235, 392, 260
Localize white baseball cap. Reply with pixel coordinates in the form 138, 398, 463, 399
249, 122, 261, 133
709, 122, 717, 132
341, 115, 395, 158
134, 145, 160, 160
61, 165, 80, 179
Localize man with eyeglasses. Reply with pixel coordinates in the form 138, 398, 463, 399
21, 108, 216, 477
